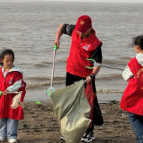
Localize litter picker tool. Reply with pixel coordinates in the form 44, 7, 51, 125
0, 91, 2, 96
0, 91, 21, 96
47, 44, 57, 96
85, 58, 124, 71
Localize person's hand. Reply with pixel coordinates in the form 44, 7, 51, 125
86, 76, 92, 83
3, 90, 8, 95
53, 40, 60, 49
19, 102, 24, 109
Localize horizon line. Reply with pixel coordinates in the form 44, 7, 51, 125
0, 0, 143, 3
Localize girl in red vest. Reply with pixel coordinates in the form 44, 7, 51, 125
0, 49, 26, 143
121, 35, 143, 143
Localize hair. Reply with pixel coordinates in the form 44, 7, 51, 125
0, 49, 15, 66
132, 35, 143, 50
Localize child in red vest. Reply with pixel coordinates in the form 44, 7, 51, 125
0, 49, 26, 143
121, 35, 143, 143
53, 15, 103, 142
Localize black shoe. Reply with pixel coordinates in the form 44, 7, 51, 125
81, 132, 95, 142
61, 136, 65, 141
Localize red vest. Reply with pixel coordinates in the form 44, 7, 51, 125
0, 67, 26, 120
66, 29, 101, 77
120, 57, 143, 115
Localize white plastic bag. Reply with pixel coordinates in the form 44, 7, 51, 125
11, 92, 22, 109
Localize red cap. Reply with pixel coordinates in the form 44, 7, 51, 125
75, 15, 92, 33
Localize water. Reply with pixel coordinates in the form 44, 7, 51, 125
0, 1, 143, 101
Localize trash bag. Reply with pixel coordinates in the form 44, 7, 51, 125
50, 80, 91, 143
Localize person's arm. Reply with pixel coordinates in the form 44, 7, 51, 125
3, 72, 23, 94
6, 79, 22, 92
91, 44, 102, 74
122, 65, 134, 81
62, 24, 75, 36
86, 44, 102, 83
53, 24, 75, 48
53, 23, 64, 48
3, 72, 26, 102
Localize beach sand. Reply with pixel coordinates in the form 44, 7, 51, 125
12, 101, 137, 143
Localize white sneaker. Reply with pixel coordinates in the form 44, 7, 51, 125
8, 139, 17, 143
81, 132, 95, 142
60, 136, 65, 141
0, 136, 5, 141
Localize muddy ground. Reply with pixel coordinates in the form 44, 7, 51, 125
1, 101, 137, 143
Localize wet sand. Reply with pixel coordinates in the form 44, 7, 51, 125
12, 101, 137, 143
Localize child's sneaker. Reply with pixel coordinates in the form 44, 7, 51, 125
81, 132, 95, 142
8, 139, 17, 143
60, 136, 65, 141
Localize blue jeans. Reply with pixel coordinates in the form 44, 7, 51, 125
0, 118, 19, 140
128, 112, 143, 143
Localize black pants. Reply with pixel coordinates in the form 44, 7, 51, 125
66, 72, 86, 86
66, 72, 94, 133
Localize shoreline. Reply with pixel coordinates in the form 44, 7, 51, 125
15, 101, 137, 143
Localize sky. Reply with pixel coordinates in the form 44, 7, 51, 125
0, 0, 143, 3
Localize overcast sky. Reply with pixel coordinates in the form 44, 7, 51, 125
0, 0, 143, 3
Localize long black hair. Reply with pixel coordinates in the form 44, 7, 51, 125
0, 49, 15, 66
